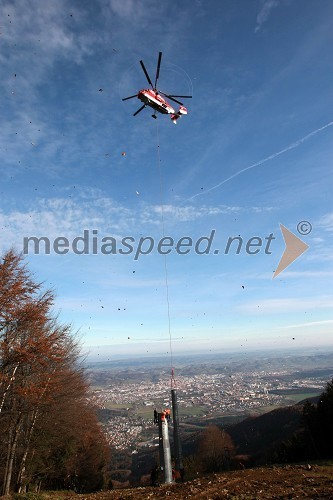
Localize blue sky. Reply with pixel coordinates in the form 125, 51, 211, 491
1, 0, 333, 359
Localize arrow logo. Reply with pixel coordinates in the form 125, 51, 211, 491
273, 224, 309, 278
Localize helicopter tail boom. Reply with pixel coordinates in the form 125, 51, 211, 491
171, 105, 187, 124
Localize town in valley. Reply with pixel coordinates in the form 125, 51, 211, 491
87, 349, 333, 453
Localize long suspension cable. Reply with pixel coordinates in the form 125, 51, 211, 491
155, 122, 175, 388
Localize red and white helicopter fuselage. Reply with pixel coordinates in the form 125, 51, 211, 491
138, 89, 188, 124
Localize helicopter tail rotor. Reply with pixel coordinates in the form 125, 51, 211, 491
171, 105, 187, 124
171, 114, 180, 124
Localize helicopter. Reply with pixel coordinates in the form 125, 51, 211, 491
122, 52, 192, 124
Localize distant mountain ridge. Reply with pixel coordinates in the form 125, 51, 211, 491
180, 396, 321, 467
226, 398, 317, 462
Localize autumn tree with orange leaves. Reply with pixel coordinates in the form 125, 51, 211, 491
197, 425, 235, 473
0, 250, 110, 494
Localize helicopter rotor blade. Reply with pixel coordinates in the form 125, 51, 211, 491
159, 92, 183, 106
140, 60, 154, 88
167, 96, 183, 105
133, 104, 146, 116
154, 52, 162, 89
122, 94, 138, 101
167, 94, 192, 99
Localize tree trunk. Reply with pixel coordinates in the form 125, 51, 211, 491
2, 413, 22, 496
17, 409, 39, 493
0, 363, 19, 414
17, 375, 53, 492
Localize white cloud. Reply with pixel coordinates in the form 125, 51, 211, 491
0, 193, 255, 253
108, 0, 164, 27
109, 0, 142, 19
0, 0, 120, 180
317, 213, 333, 232
147, 204, 240, 223
238, 296, 333, 314
279, 270, 333, 278
255, 0, 279, 33
283, 319, 333, 329
1, 1, 94, 73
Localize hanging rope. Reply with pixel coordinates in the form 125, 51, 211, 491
155, 122, 175, 388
